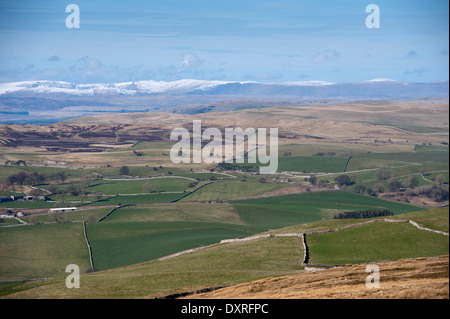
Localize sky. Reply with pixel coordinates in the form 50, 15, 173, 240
0, 0, 448, 84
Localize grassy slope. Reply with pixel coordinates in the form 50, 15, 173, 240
87, 221, 255, 270
2, 207, 447, 299
231, 191, 423, 230
307, 221, 449, 265
0, 223, 91, 281
2, 236, 303, 299
181, 181, 284, 202
86, 177, 193, 195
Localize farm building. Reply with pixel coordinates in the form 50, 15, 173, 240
0, 212, 16, 219
16, 212, 28, 217
49, 207, 77, 213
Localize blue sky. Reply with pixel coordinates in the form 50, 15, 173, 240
0, 0, 448, 83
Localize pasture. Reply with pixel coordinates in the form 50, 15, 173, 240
2, 207, 447, 299
230, 191, 423, 231
0, 223, 91, 281
307, 221, 449, 265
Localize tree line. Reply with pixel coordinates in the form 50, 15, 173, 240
6, 171, 67, 186
334, 209, 394, 219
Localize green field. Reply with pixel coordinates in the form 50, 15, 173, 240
85, 177, 193, 195
87, 221, 256, 270
307, 221, 449, 265
86, 201, 257, 270
231, 156, 348, 173
20, 207, 113, 224
181, 181, 284, 202
1, 190, 423, 280
0, 138, 448, 298
102, 202, 245, 224
230, 191, 423, 231
1, 236, 304, 298
2, 207, 447, 299
84, 193, 184, 206
0, 223, 91, 281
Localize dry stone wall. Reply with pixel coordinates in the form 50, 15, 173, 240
153, 218, 448, 268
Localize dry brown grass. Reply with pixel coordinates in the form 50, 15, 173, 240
0, 101, 448, 167
184, 255, 449, 299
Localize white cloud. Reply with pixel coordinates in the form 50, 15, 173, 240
179, 53, 204, 70
313, 50, 340, 63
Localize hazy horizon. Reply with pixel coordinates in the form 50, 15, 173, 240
0, 0, 448, 84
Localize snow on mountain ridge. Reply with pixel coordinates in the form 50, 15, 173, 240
0, 79, 337, 96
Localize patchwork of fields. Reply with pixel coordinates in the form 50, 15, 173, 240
0, 101, 448, 299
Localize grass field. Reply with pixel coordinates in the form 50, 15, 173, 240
84, 192, 184, 206
230, 156, 349, 173
102, 202, 246, 224
230, 191, 423, 231
1, 236, 304, 298
180, 181, 284, 202
0, 223, 91, 281
86, 177, 193, 195
86, 221, 257, 270
2, 207, 447, 299
307, 221, 449, 265
20, 207, 113, 224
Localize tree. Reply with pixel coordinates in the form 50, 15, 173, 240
354, 184, 366, 194
119, 166, 129, 175
406, 176, 419, 189
436, 174, 446, 185
367, 187, 376, 196
48, 184, 59, 195
376, 169, 391, 181
430, 185, 448, 202
374, 182, 384, 194
91, 192, 103, 201
142, 183, 151, 193
309, 175, 317, 185
334, 174, 352, 186
387, 177, 403, 192
317, 180, 329, 188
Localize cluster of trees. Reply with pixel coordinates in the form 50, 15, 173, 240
313, 152, 337, 157
409, 184, 449, 202
308, 175, 329, 188
334, 174, 353, 186
7, 172, 46, 186
334, 209, 394, 219
7, 171, 68, 186
309, 170, 448, 203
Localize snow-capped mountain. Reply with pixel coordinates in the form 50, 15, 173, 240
0, 79, 337, 96
0, 79, 447, 124
0, 78, 447, 98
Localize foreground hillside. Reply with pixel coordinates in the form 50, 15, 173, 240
1, 207, 447, 299
185, 255, 449, 299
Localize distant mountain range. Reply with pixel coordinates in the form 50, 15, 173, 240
0, 79, 448, 124
0, 79, 448, 97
